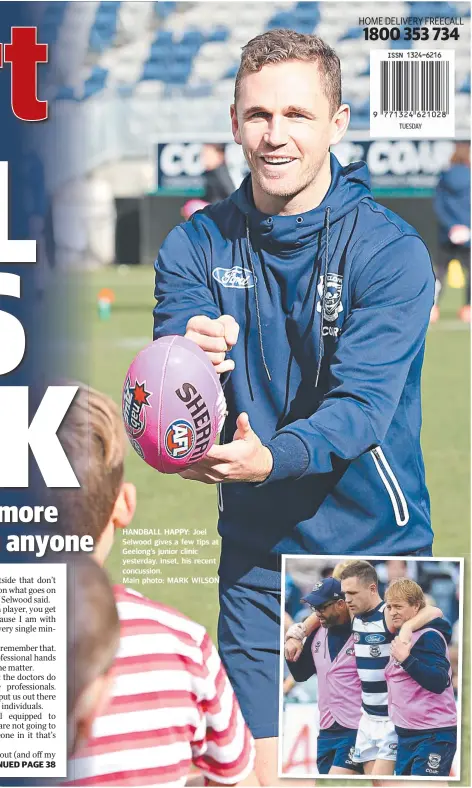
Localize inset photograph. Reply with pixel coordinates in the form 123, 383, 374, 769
280, 557, 463, 780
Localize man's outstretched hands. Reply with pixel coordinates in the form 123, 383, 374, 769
185, 314, 239, 374
179, 412, 274, 484
183, 316, 273, 483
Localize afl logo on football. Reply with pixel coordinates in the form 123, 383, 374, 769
165, 419, 195, 459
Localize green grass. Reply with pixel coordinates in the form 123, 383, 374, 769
87, 264, 469, 784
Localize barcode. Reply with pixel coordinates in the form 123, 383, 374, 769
380, 60, 450, 113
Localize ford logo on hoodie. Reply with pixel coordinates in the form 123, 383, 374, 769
213, 266, 256, 289
365, 634, 386, 644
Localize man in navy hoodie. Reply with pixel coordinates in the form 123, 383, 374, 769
153, 29, 435, 783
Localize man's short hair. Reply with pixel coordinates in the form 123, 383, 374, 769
54, 385, 127, 543
332, 559, 357, 580
235, 29, 342, 117
385, 578, 426, 610
340, 560, 379, 587
67, 554, 119, 749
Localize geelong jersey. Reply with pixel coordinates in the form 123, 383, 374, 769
352, 601, 394, 718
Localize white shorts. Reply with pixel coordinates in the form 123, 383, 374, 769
352, 711, 398, 763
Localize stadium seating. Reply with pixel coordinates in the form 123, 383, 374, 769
83, 66, 109, 98
89, 1, 120, 53
407, 2, 461, 16
38, 0, 470, 134
41, 1, 67, 44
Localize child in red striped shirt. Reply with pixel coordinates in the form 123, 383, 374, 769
55, 385, 257, 787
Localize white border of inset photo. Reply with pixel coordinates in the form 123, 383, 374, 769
278, 555, 464, 781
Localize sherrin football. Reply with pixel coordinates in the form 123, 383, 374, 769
122, 335, 227, 473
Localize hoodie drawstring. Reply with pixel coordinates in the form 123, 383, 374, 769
245, 207, 331, 387
245, 219, 272, 382
315, 206, 331, 388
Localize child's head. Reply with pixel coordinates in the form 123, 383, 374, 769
67, 554, 120, 755
55, 384, 136, 563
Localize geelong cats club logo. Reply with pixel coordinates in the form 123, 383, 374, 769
427, 753, 441, 770
317, 273, 344, 322
123, 377, 151, 438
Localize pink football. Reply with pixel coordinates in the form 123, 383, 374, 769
122, 335, 227, 473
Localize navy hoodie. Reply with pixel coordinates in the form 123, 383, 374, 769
434, 163, 471, 247
153, 154, 435, 589
400, 617, 453, 697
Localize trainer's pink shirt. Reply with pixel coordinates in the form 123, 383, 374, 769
385, 628, 457, 730
311, 627, 362, 730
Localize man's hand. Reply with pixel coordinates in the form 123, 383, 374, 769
285, 622, 306, 642
391, 636, 412, 664
284, 622, 306, 661
179, 413, 273, 484
185, 314, 239, 374
285, 637, 304, 662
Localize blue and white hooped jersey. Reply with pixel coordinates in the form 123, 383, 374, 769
352, 602, 393, 718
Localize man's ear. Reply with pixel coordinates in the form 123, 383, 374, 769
230, 104, 242, 145
111, 482, 136, 530
330, 103, 350, 146
70, 672, 114, 756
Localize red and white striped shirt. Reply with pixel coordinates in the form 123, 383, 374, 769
66, 586, 255, 787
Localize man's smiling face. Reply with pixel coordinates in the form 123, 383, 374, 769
231, 59, 345, 207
